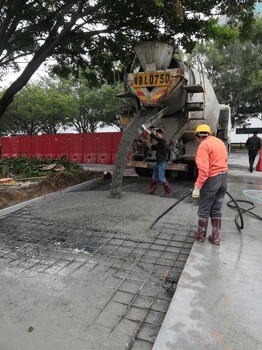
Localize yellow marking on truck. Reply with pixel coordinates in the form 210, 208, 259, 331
151, 87, 168, 103
134, 87, 151, 104
132, 84, 169, 104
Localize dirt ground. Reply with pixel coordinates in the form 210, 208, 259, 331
0, 170, 103, 210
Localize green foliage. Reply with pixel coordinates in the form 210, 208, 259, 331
1, 77, 77, 135
205, 20, 239, 45
0, 75, 123, 135
155, 0, 164, 6
63, 78, 123, 132
191, 17, 262, 127
0, 156, 83, 179
0, 0, 256, 117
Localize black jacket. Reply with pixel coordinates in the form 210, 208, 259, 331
150, 133, 167, 162
245, 135, 261, 151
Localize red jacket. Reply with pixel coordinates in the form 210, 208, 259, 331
195, 135, 228, 189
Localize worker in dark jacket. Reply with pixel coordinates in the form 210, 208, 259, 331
245, 130, 261, 173
142, 125, 172, 197
192, 124, 228, 245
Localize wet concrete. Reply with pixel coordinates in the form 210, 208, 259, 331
0, 168, 195, 350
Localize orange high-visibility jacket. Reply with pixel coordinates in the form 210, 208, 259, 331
195, 135, 228, 189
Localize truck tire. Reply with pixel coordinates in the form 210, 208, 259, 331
135, 168, 153, 177
186, 161, 198, 181
178, 160, 197, 181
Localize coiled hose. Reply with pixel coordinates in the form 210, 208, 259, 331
226, 190, 262, 230
150, 190, 262, 230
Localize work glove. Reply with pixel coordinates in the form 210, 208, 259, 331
138, 124, 146, 135
192, 183, 200, 199
141, 124, 150, 133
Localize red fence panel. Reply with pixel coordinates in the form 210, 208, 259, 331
18, 136, 32, 157
41, 135, 57, 160
111, 132, 122, 164
82, 133, 97, 164
67, 134, 83, 163
20, 137, 30, 157
16, 136, 31, 157
1, 136, 31, 158
31, 135, 43, 158
56, 134, 70, 160
1, 132, 123, 164
1, 137, 12, 158
95, 133, 113, 164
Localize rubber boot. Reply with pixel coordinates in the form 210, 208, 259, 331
209, 217, 221, 245
194, 217, 208, 242
148, 180, 158, 195
163, 181, 172, 197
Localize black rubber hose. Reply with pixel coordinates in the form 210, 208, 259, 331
149, 191, 192, 229
226, 191, 262, 230
226, 191, 245, 230
150, 190, 261, 231
240, 204, 262, 221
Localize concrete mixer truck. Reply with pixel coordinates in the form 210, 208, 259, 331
120, 41, 231, 178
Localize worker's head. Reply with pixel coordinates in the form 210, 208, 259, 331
156, 128, 164, 138
254, 130, 258, 135
195, 124, 211, 140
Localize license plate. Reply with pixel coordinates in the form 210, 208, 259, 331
132, 72, 170, 88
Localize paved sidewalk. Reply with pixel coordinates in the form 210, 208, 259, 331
153, 152, 262, 350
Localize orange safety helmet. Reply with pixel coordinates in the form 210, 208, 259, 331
195, 124, 211, 136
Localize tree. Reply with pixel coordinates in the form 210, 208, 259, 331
0, 85, 44, 135
1, 78, 76, 135
191, 17, 262, 127
0, 0, 256, 118
37, 78, 77, 134
64, 79, 123, 133
0, 76, 124, 135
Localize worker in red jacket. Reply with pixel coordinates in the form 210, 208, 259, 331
192, 124, 228, 245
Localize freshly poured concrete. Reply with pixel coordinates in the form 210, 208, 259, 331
153, 152, 262, 350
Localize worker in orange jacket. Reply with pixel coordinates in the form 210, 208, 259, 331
192, 124, 228, 245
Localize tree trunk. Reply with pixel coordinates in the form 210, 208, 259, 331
0, 2, 84, 118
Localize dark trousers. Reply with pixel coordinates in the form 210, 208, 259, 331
248, 150, 258, 169
198, 173, 228, 218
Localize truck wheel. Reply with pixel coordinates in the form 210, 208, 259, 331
186, 161, 198, 181
135, 168, 153, 177
178, 160, 197, 181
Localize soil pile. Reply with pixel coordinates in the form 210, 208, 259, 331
0, 157, 103, 209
